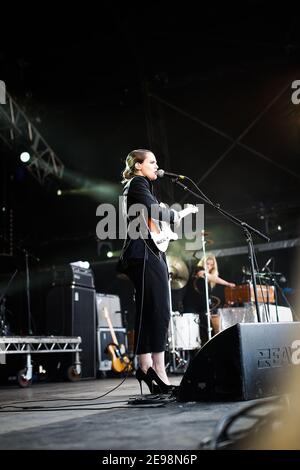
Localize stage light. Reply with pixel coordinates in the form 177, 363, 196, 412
97, 241, 113, 258
20, 151, 30, 163
57, 189, 62, 196
107, 251, 113, 258
277, 225, 282, 231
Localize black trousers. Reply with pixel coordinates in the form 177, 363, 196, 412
126, 249, 170, 354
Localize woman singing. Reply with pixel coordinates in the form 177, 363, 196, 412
118, 149, 181, 395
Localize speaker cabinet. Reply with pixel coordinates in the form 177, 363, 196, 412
178, 322, 300, 402
46, 285, 96, 379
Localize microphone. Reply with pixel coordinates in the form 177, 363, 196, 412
157, 169, 186, 180
261, 257, 273, 273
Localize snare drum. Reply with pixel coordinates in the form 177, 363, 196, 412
169, 313, 201, 350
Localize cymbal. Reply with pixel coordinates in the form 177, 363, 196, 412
166, 255, 189, 290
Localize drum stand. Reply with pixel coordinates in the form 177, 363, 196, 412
167, 312, 189, 373
165, 265, 188, 373
201, 230, 213, 342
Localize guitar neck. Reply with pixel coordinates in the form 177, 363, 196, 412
103, 307, 118, 344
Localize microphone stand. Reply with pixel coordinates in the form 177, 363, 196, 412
24, 250, 33, 335
272, 274, 279, 322
201, 230, 212, 341
21, 248, 40, 336
0, 269, 18, 335
264, 268, 295, 320
1, 235, 40, 335
171, 178, 270, 322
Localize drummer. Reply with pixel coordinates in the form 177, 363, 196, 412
184, 253, 236, 344
195, 254, 236, 290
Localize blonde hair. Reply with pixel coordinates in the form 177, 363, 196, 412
197, 253, 218, 289
121, 149, 152, 184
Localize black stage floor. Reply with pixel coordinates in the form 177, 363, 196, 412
0, 374, 294, 454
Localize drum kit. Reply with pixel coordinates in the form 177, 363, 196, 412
166, 255, 201, 373
166, 230, 215, 372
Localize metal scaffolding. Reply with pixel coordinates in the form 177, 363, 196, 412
0, 336, 82, 386
194, 237, 300, 259
0, 89, 64, 185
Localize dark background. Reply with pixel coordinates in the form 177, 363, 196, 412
1, 2, 300, 334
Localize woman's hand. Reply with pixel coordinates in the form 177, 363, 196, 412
196, 270, 205, 279
227, 282, 236, 288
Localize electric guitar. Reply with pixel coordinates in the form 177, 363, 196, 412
103, 307, 132, 373
148, 203, 199, 252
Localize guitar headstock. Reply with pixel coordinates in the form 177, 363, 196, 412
103, 306, 109, 319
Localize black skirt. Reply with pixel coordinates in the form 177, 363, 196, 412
126, 248, 170, 354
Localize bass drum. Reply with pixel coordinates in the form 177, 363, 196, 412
169, 313, 201, 350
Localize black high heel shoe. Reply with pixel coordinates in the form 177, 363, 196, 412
146, 367, 178, 394
135, 368, 160, 395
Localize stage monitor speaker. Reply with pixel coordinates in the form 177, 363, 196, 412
178, 322, 300, 402
46, 285, 96, 379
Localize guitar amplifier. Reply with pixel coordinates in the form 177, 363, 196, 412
96, 293, 123, 328
96, 327, 127, 371
52, 262, 95, 289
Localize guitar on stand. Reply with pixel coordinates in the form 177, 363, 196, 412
103, 307, 132, 373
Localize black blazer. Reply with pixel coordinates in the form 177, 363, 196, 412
121, 176, 176, 261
